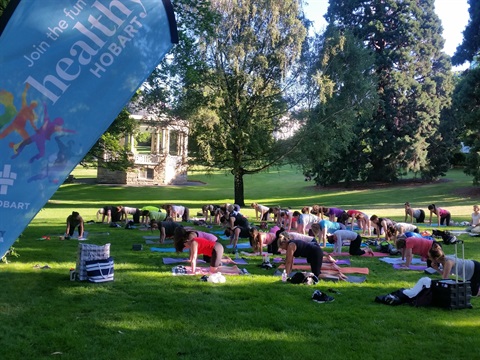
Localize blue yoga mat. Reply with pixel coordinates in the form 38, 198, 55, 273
226, 243, 251, 249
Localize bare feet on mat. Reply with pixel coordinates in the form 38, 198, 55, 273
326, 254, 337, 263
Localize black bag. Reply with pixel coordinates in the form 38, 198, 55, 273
288, 272, 318, 285
375, 289, 408, 306
378, 241, 393, 253
411, 286, 434, 307
432, 229, 457, 245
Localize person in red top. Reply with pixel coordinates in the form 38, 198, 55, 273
395, 236, 439, 268
174, 236, 224, 274
346, 210, 371, 235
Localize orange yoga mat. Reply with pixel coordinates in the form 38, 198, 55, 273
278, 264, 369, 275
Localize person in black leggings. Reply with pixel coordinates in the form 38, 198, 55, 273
278, 235, 323, 277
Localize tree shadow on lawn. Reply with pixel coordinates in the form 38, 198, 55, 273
0, 268, 478, 359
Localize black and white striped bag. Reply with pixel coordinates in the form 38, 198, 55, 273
85, 257, 114, 283
76, 243, 111, 281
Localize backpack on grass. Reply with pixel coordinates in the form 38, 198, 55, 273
288, 272, 318, 285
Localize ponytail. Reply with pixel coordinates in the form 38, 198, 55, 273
429, 243, 444, 262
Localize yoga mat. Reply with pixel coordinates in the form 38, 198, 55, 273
176, 265, 242, 275
329, 259, 350, 265
346, 275, 367, 283
379, 257, 426, 265
273, 258, 351, 265
163, 258, 205, 265
47, 231, 90, 239
226, 243, 251, 249
392, 264, 427, 271
285, 272, 366, 283
341, 267, 369, 275
163, 256, 248, 265
87, 232, 110, 236
145, 239, 173, 245
151, 247, 187, 253
331, 251, 385, 257
230, 258, 248, 265
450, 230, 469, 235
278, 264, 369, 275
241, 251, 272, 257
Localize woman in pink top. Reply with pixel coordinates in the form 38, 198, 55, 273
428, 204, 451, 226
187, 230, 217, 242
249, 226, 280, 254
173, 228, 217, 248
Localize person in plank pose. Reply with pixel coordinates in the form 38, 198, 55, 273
429, 243, 480, 296
174, 235, 224, 274
327, 230, 373, 256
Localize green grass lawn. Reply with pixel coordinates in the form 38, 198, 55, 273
1, 166, 479, 360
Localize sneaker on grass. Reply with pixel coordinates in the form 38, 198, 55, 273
312, 290, 334, 303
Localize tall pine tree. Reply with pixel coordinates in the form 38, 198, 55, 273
325, 0, 454, 181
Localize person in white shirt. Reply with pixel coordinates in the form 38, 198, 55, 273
468, 205, 480, 233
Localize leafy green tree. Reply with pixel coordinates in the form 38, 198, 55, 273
452, 0, 480, 65
0, 0, 7, 13
325, 0, 454, 182
163, 0, 307, 205
81, 107, 138, 171
293, 28, 378, 186
449, 0, 480, 184
451, 68, 480, 184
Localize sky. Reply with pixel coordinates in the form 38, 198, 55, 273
303, 0, 470, 57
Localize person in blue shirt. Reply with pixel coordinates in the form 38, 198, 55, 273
311, 220, 346, 247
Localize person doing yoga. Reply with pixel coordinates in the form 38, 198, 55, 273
429, 243, 480, 297
174, 236, 224, 274
278, 233, 324, 277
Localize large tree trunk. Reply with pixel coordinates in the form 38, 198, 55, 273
233, 170, 245, 207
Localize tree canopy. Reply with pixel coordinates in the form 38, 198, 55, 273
164, 0, 307, 205
452, 0, 480, 65
315, 0, 455, 183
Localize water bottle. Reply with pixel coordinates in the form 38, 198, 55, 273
282, 269, 287, 282
235, 249, 239, 260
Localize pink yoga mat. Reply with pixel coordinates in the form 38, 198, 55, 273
163, 257, 248, 265
182, 265, 242, 275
